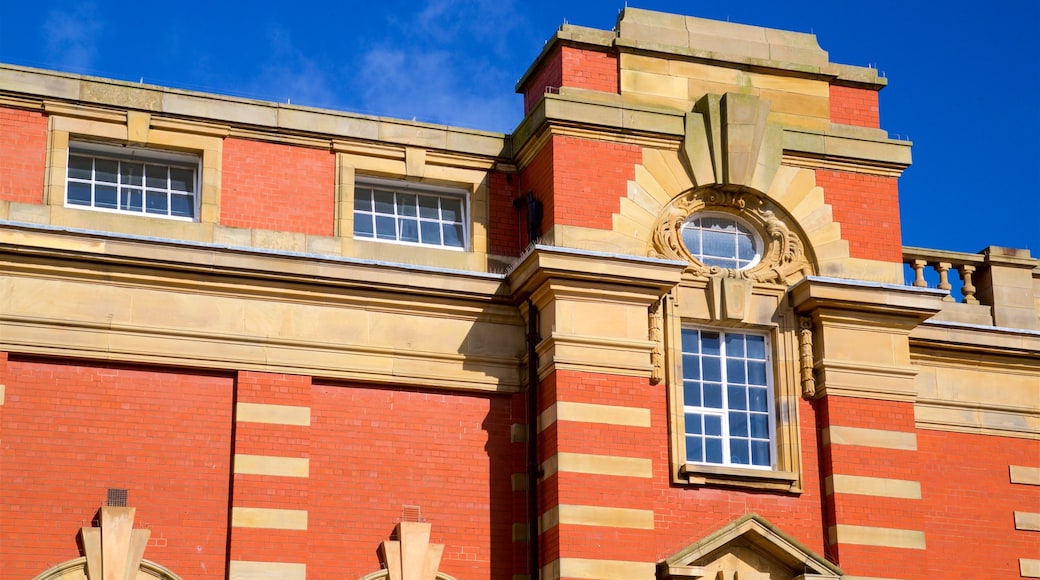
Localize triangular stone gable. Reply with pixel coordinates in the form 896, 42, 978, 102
659, 514, 842, 580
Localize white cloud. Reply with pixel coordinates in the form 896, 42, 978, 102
43, 3, 103, 73
352, 0, 525, 132
356, 47, 519, 131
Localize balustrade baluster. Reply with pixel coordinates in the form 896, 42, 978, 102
960, 264, 978, 304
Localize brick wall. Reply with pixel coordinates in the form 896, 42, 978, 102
0, 357, 233, 579
918, 430, 1040, 578
561, 47, 618, 94
523, 46, 563, 115
814, 169, 903, 263
0, 107, 47, 204
488, 170, 521, 256
518, 139, 554, 243
654, 390, 827, 559
307, 382, 516, 579
522, 46, 618, 115
552, 137, 640, 230
830, 86, 880, 128
221, 138, 336, 236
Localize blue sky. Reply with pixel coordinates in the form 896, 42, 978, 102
2, 0, 1037, 255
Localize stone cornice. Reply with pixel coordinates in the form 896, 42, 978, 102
0, 63, 511, 160
790, 276, 944, 326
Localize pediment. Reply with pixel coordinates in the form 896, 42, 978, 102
659, 514, 842, 580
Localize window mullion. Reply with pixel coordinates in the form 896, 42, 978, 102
719, 331, 730, 465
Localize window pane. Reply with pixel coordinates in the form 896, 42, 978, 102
683, 381, 701, 406
418, 196, 439, 219
750, 414, 769, 438
702, 357, 721, 382
170, 167, 194, 193
354, 214, 374, 237
145, 190, 167, 214
729, 412, 748, 437
419, 220, 441, 245
68, 155, 93, 180
170, 194, 194, 218
684, 413, 702, 435
725, 333, 744, 357
67, 182, 91, 205
751, 440, 771, 466
120, 188, 143, 212
375, 215, 396, 239
703, 383, 722, 408
730, 439, 750, 465
121, 162, 143, 186
727, 385, 747, 410
747, 335, 766, 359
682, 355, 700, 379
681, 227, 700, 255
748, 387, 769, 412
442, 223, 463, 247
95, 159, 118, 184
681, 329, 699, 353
441, 198, 462, 222
354, 189, 373, 211
727, 359, 746, 384
737, 233, 755, 260
373, 190, 395, 214
400, 219, 419, 243
705, 438, 723, 464
704, 414, 722, 436
398, 194, 417, 217
95, 185, 118, 209
686, 436, 703, 462
701, 332, 720, 355
145, 165, 168, 189
703, 230, 731, 257
748, 361, 767, 386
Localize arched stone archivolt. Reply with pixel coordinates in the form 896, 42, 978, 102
32, 557, 182, 580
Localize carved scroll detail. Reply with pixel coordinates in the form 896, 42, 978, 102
798, 316, 816, 399
651, 186, 813, 285
649, 299, 664, 385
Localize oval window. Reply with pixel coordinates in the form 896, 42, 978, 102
681, 214, 760, 270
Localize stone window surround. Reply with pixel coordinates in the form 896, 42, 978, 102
43, 104, 223, 236
665, 287, 803, 492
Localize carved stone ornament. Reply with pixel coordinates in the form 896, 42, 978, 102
651, 185, 813, 285
649, 299, 664, 385
360, 522, 459, 580
799, 316, 816, 398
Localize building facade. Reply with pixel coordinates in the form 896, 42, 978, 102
1, 7, 1038, 580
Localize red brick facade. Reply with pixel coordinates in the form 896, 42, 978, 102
221, 138, 336, 236
0, 107, 47, 203
0, 357, 233, 578
815, 169, 904, 263
830, 85, 881, 128
1, 9, 1036, 580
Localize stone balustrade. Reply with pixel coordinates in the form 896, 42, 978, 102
903, 246, 1039, 330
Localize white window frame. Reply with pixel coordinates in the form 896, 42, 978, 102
66, 142, 200, 221
681, 212, 762, 271
681, 326, 776, 470
352, 178, 469, 251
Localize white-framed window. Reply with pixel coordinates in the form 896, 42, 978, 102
353, 179, 467, 249
66, 142, 200, 220
681, 327, 774, 469
681, 213, 760, 270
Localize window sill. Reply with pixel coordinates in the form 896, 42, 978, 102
680, 463, 800, 492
